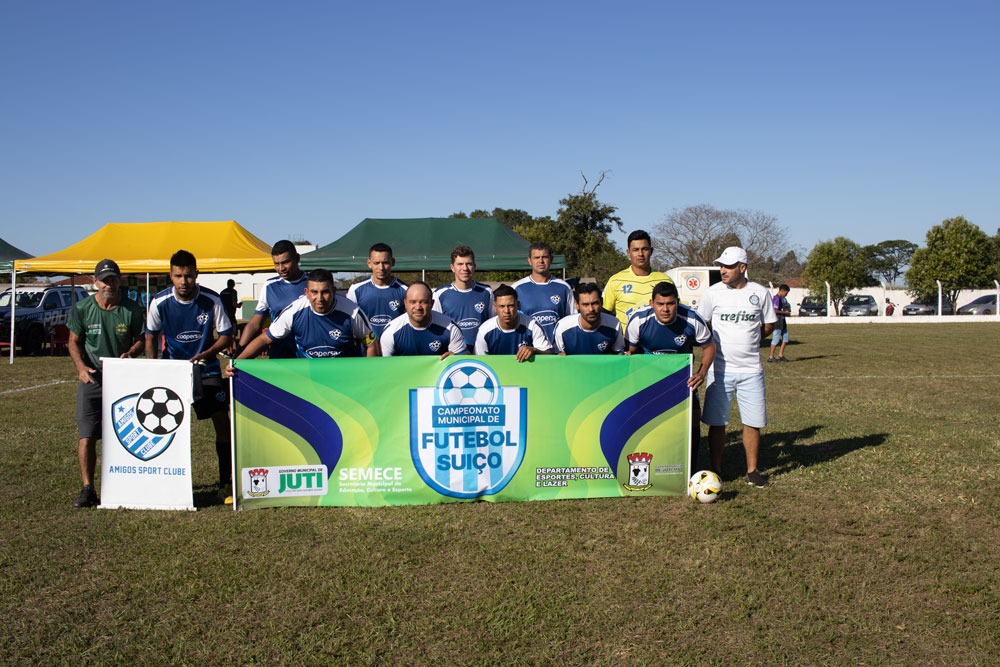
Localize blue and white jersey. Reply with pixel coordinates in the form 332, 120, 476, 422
474, 314, 552, 355
552, 313, 625, 355
432, 283, 495, 349
346, 277, 408, 339
380, 312, 468, 357
625, 304, 711, 354
147, 286, 233, 377
255, 273, 309, 359
267, 295, 375, 359
512, 276, 576, 340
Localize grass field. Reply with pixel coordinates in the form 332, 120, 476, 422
1, 324, 997, 666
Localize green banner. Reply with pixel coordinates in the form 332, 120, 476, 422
233, 355, 692, 508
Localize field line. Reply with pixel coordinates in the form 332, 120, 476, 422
0, 379, 73, 395
791, 374, 1000, 380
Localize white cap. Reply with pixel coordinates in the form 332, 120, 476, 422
714, 246, 748, 266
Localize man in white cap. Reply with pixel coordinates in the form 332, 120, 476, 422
697, 246, 777, 487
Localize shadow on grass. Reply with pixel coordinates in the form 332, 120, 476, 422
711, 425, 888, 482
193, 485, 226, 509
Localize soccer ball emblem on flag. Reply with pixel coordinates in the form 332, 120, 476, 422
135, 387, 185, 435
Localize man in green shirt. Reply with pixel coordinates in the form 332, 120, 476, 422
67, 259, 145, 508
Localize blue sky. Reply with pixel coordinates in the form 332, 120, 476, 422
2, 1, 997, 260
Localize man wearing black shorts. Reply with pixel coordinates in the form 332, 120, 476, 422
146, 250, 235, 502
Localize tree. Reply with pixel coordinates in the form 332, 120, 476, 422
905, 217, 996, 307
864, 240, 917, 287
651, 204, 790, 272
446, 173, 628, 284
802, 237, 872, 312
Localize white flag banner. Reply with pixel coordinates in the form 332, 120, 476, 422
100, 359, 195, 510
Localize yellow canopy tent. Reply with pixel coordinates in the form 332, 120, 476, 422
14, 221, 274, 274
8, 221, 273, 363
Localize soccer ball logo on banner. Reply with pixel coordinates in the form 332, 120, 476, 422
135, 387, 185, 435
439, 365, 498, 406
112, 386, 186, 461
411, 360, 527, 499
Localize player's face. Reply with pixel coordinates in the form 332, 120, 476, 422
305, 280, 335, 314
577, 291, 602, 326
368, 251, 395, 283
528, 249, 552, 277
405, 285, 434, 327
94, 275, 122, 304
719, 262, 747, 287
272, 251, 300, 280
627, 240, 653, 271
651, 294, 678, 324
451, 255, 475, 285
495, 295, 519, 329
170, 265, 198, 300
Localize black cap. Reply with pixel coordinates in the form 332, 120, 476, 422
95, 259, 121, 281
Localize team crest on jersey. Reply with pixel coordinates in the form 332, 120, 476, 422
389, 300, 401, 312
550, 295, 561, 305
197, 311, 209, 325
111, 387, 186, 461
674, 335, 688, 346
598, 341, 609, 351
749, 294, 760, 306
409, 360, 527, 499
429, 340, 442, 352
474, 302, 486, 313
328, 329, 341, 340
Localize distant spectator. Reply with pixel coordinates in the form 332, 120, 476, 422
768, 284, 791, 362
219, 279, 241, 327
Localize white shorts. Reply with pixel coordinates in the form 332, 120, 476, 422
701, 370, 767, 428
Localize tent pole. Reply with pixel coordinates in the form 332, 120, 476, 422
8, 267, 14, 365
422, 269, 426, 282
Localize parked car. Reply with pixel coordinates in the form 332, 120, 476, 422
956, 294, 997, 315
798, 295, 827, 316
840, 294, 879, 316
0, 285, 90, 354
902, 300, 953, 316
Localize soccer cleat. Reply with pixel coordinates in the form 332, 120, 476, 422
746, 470, 769, 488
777, 356, 788, 362
767, 357, 775, 363
73, 485, 98, 508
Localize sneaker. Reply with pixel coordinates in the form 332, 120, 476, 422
777, 356, 788, 362
73, 485, 98, 508
746, 470, 769, 488
217, 483, 233, 505
767, 357, 775, 363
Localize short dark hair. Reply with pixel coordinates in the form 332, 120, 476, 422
307, 268, 334, 285
779, 284, 790, 292
451, 245, 475, 263
627, 230, 651, 247
406, 281, 432, 298
528, 242, 553, 257
493, 284, 517, 300
227, 279, 236, 288
369, 243, 393, 256
170, 249, 197, 270
651, 281, 678, 300
271, 240, 298, 258
574, 282, 601, 301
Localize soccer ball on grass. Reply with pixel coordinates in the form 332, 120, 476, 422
688, 470, 722, 504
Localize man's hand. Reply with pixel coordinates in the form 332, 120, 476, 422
78, 367, 97, 384
515, 345, 535, 363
